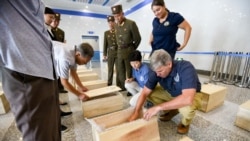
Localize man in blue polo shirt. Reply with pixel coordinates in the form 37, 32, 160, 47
129, 49, 202, 134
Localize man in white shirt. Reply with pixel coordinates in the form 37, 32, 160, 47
53, 41, 94, 100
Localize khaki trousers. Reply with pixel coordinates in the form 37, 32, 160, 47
147, 85, 202, 126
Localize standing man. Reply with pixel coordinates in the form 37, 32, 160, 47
0, 1, 60, 141
103, 16, 118, 86
111, 5, 141, 91
51, 13, 65, 43
44, 7, 71, 133
51, 12, 68, 93
44, 7, 56, 40
129, 49, 202, 134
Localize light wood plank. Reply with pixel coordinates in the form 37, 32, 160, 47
77, 69, 93, 75
80, 80, 107, 90
84, 86, 121, 98
78, 73, 99, 82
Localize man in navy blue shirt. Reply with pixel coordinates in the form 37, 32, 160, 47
129, 49, 202, 134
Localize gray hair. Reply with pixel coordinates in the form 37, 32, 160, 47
150, 49, 172, 71
76, 43, 94, 58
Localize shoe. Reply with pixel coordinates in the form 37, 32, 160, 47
177, 123, 189, 134
61, 111, 72, 117
59, 89, 68, 93
127, 92, 132, 96
159, 109, 179, 122
144, 100, 154, 109
59, 102, 68, 105
61, 125, 69, 133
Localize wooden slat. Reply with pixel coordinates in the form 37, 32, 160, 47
81, 80, 107, 90
78, 73, 99, 82
77, 69, 93, 75
84, 86, 121, 98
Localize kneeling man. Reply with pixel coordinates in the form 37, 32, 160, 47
129, 49, 202, 134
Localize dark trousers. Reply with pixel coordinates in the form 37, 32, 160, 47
0, 67, 61, 141
116, 47, 133, 90
58, 78, 64, 91
107, 56, 117, 86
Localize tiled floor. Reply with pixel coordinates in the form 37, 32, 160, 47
0, 61, 250, 141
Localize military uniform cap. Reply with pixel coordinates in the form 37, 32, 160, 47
107, 15, 115, 22
111, 5, 123, 14
45, 7, 55, 14
55, 13, 61, 20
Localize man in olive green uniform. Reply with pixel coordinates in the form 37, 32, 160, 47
51, 13, 67, 93
103, 16, 118, 86
51, 13, 65, 43
111, 5, 141, 91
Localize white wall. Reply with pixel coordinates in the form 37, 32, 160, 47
57, 0, 250, 71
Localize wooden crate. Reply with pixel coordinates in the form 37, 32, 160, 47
199, 84, 227, 112
80, 80, 107, 90
0, 91, 10, 114
88, 107, 160, 141
235, 100, 250, 131
82, 86, 124, 118
78, 73, 99, 82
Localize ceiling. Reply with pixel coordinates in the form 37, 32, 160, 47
42, 0, 146, 15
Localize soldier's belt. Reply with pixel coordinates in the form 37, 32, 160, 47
118, 45, 133, 49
